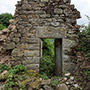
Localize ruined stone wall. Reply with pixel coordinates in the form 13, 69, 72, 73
0, 0, 80, 72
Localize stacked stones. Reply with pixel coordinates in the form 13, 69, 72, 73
0, 0, 80, 72
0, 19, 16, 64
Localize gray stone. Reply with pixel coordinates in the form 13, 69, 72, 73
21, 37, 41, 43
9, 19, 15, 25
24, 50, 40, 57
23, 57, 40, 64
2, 29, 10, 33
5, 42, 15, 49
70, 76, 74, 80
14, 33, 21, 37
51, 22, 60, 27
26, 64, 39, 69
54, 9, 63, 14
12, 49, 24, 57
0, 35, 6, 41
39, 88, 44, 90
41, 79, 51, 85
64, 77, 67, 81
36, 26, 66, 38
22, 4, 31, 9
56, 83, 68, 90
63, 55, 71, 62
73, 84, 79, 88
40, 0, 48, 2
64, 62, 76, 72
17, 43, 40, 50
12, 38, 19, 43
63, 0, 71, 3
44, 85, 54, 90
63, 39, 77, 48
65, 82, 70, 85
0, 70, 8, 81
65, 73, 71, 77
0, 82, 4, 90
0, 31, 3, 35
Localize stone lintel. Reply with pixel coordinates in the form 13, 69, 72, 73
36, 26, 66, 38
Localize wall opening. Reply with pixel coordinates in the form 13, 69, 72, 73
40, 38, 62, 77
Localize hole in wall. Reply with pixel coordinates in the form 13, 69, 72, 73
40, 38, 63, 77
40, 38, 55, 77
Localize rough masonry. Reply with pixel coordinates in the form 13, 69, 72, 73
0, 0, 80, 73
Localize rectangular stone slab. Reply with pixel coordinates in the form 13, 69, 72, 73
36, 26, 66, 38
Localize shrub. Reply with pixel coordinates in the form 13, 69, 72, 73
76, 21, 90, 90
0, 13, 13, 27
40, 55, 55, 77
0, 24, 6, 30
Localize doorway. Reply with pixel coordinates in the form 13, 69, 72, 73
40, 38, 62, 77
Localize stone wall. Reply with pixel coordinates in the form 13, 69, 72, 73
0, 0, 80, 73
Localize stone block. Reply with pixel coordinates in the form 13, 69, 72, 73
26, 64, 39, 69
23, 57, 40, 64
43, 85, 54, 90
24, 50, 40, 57
0, 31, 3, 35
0, 35, 6, 41
56, 83, 68, 90
63, 55, 71, 62
14, 33, 21, 37
63, 39, 77, 48
64, 9, 68, 16
22, 4, 31, 10
63, 62, 77, 72
51, 22, 60, 27
21, 37, 41, 44
5, 42, 15, 49
2, 29, 10, 33
12, 38, 19, 43
18, 43, 40, 50
36, 26, 66, 38
54, 8, 63, 14
39, 14, 50, 18
40, 0, 48, 2
12, 49, 24, 57
9, 19, 15, 25
41, 79, 51, 85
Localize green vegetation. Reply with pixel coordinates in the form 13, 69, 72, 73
51, 80, 59, 88
42, 39, 54, 57
40, 74, 49, 80
76, 20, 90, 89
0, 13, 13, 27
0, 13, 13, 30
0, 64, 41, 90
78, 24, 90, 52
0, 64, 11, 73
84, 70, 90, 80
40, 39, 55, 77
0, 24, 6, 30
1, 64, 26, 90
